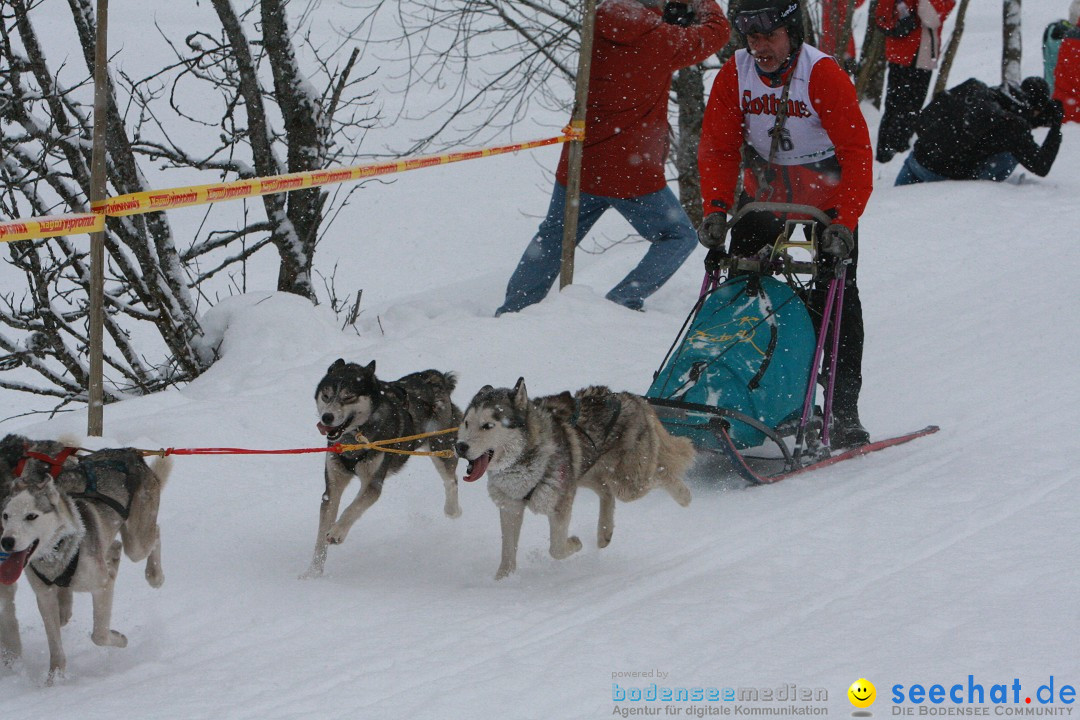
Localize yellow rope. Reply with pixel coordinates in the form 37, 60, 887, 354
337, 426, 460, 458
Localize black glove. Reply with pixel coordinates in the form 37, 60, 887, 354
698, 212, 728, 250
705, 247, 728, 274
663, 1, 695, 26
1047, 99, 1065, 127
820, 223, 854, 260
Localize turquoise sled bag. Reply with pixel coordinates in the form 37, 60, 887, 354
645, 275, 815, 450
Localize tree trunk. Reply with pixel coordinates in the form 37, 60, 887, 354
1002, 0, 1022, 85
933, 0, 973, 96
673, 63, 706, 228
856, 0, 887, 106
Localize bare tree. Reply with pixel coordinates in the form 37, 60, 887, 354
1002, 0, 1022, 84
855, 0, 887, 105
0, 0, 377, 409
933, 0, 973, 96
1, 0, 208, 406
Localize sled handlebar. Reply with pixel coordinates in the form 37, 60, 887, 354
727, 202, 834, 229
721, 256, 817, 275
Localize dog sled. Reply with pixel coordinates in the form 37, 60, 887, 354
645, 202, 936, 483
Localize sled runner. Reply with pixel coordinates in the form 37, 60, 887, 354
645, 202, 936, 482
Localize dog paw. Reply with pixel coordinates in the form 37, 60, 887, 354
46, 666, 66, 686
597, 526, 614, 549
551, 535, 582, 560
444, 502, 462, 519
299, 564, 324, 580
91, 629, 127, 648
495, 564, 516, 580
146, 567, 165, 589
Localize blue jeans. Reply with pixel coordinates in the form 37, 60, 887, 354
895, 151, 1020, 186
497, 183, 698, 314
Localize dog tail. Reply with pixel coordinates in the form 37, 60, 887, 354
149, 455, 173, 488
654, 427, 695, 507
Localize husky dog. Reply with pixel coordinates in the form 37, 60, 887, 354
305, 359, 462, 578
0, 437, 26, 667
0, 435, 170, 682
456, 379, 695, 579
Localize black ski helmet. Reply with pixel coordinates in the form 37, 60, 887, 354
733, 0, 804, 46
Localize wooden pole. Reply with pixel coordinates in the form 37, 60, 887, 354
560, 0, 598, 290
87, 0, 109, 436
933, 0, 973, 97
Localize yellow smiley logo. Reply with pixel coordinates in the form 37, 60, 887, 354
848, 678, 876, 708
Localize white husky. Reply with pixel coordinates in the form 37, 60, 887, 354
0, 448, 170, 682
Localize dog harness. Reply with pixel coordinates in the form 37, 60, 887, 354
13, 445, 78, 480
29, 508, 88, 589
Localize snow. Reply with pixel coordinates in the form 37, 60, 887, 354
2, 1, 1080, 717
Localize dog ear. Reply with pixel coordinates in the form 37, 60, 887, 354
512, 377, 528, 409
43, 478, 62, 507
328, 358, 346, 373
0, 434, 26, 469
363, 360, 376, 375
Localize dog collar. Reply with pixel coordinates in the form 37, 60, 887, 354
14, 445, 78, 479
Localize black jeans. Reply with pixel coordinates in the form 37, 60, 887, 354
877, 62, 932, 161
728, 209, 864, 420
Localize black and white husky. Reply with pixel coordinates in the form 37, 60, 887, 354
304, 359, 462, 578
0, 434, 170, 682
456, 379, 695, 580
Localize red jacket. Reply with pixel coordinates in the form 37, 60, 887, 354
875, 0, 954, 66
698, 49, 873, 230
1055, 37, 1080, 122
555, 0, 730, 198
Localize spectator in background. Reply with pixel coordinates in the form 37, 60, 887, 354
495, 0, 730, 316
874, 0, 956, 163
1044, 0, 1080, 122
895, 77, 1064, 185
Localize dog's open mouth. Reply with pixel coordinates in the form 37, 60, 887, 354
463, 451, 493, 483
317, 417, 353, 442
0, 539, 38, 585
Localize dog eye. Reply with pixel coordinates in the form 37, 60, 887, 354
24, 513, 37, 522
481, 422, 495, 430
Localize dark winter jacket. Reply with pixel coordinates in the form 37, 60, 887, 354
554, 0, 730, 198
912, 79, 1063, 179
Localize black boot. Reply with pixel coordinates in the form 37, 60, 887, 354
831, 410, 870, 448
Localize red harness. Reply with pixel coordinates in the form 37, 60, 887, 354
13, 446, 78, 479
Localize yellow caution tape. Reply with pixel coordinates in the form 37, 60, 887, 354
1, 133, 578, 242
0, 213, 105, 244
92, 134, 574, 218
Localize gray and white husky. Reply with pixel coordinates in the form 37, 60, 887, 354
0, 435, 170, 682
456, 379, 695, 580
304, 359, 462, 578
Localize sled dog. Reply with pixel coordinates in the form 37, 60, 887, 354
0, 434, 170, 682
305, 359, 462, 578
456, 379, 695, 579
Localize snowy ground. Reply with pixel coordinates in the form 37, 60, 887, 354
1, 1, 1079, 718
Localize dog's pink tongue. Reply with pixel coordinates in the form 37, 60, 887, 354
463, 453, 490, 483
0, 551, 28, 585
316, 423, 331, 436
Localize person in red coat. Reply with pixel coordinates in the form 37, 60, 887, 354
1045, 0, 1080, 122
874, 0, 955, 162
496, 0, 730, 316
697, 0, 874, 447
